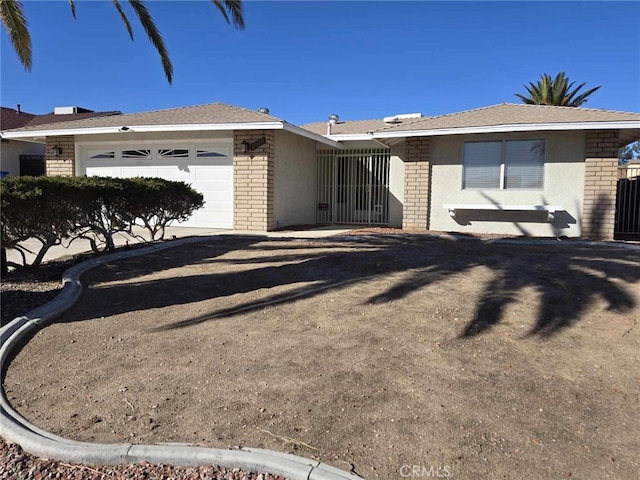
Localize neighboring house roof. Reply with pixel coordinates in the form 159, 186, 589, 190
1, 106, 119, 132
1, 102, 340, 148
1, 107, 36, 130
303, 103, 640, 141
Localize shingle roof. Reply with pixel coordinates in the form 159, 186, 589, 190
1, 106, 119, 131
0, 107, 36, 130
376, 103, 640, 133
302, 103, 640, 136
302, 118, 389, 136
3, 102, 283, 133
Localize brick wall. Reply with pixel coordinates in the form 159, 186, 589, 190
45, 136, 75, 176
581, 130, 621, 240
233, 130, 275, 231
402, 137, 431, 230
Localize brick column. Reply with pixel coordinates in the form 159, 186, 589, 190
402, 137, 431, 230
581, 130, 621, 240
233, 130, 275, 231
45, 136, 75, 176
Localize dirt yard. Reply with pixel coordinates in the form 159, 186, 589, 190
4, 235, 640, 479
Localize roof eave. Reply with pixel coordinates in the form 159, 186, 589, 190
282, 123, 342, 148
323, 133, 375, 142
372, 121, 640, 139
2, 121, 287, 140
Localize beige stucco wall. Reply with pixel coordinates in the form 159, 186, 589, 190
389, 142, 405, 227
274, 130, 318, 228
0, 140, 45, 176
429, 130, 586, 237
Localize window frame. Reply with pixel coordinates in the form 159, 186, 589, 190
462, 139, 546, 191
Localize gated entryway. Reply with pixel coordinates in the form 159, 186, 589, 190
19, 155, 45, 176
317, 149, 390, 225
614, 165, 640, 240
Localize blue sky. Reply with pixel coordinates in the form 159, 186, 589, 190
1, 1, 639, 125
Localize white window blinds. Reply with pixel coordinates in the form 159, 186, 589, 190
504, 140, 545, 189
463, 142, 501, 189
463, 139, 545, 190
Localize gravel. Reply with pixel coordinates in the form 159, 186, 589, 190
0, 437, 287, 480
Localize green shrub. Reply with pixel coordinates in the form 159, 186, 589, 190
1, 176, 79, 268
0, 175, 204, 269
126, 177, 204, 240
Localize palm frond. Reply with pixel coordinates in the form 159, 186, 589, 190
127, 0, 173, 84
0, 0, 32, 71
514, 93, 534, 104
515, 71, 600, 107
212, 0, 244, 29
113, 0, 134, 40
570, 85, 602, 107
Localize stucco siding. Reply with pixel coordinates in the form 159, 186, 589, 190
274, 130, 318, 228
429, 130, 586, 237
389, 142, 405, 227
0, 140, 45, 176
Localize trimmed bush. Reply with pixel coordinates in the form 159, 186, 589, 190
1, 176, 80, 268
1, 176, 204, 269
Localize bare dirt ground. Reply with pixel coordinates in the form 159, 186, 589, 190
4, 235, 640, 479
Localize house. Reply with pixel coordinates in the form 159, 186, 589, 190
2, 102, 639, 239
0, 106, 119, 177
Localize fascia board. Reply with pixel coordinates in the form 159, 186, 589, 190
2, 122, 285, 139
372, 121, 640, 139
282, 124, 343, 148
323, 134, 375, 142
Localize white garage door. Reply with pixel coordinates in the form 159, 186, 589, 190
81, 143, 233, 228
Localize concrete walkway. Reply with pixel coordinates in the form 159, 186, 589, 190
5, 225, 357, 266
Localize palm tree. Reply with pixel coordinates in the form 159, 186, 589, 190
515, 72, 601, 107
0, 0, 244, 84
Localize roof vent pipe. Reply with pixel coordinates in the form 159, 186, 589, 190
327, 113, 339, 135
16, 104, 21, 114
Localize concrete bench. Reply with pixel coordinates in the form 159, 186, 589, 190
443, 204, 563, 222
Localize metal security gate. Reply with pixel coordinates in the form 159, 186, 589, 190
317, 149, 390, 225
615, 165, 640, 240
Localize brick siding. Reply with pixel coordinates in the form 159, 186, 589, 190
233, 130, 275, 231
581, 131, 621, 240
45, 136, 75, 176
402, 137, 431, 230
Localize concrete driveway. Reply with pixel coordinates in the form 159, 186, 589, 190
5, 225, 356, 266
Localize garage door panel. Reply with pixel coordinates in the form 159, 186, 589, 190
156, 166, 190, 182
120, 167, 157, 178
82, 143, 233, 229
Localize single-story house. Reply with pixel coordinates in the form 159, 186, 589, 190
2, 102, 639, 239
0, 106, 119, 177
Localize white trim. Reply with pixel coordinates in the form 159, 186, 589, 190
323, 134, 375, 142
3, 122, 342, 148
282, 123, 342, 148
2, 122, 284, 139
372, 121, 640, 139
76, 138, 233, 147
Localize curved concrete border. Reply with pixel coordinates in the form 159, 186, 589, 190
0, 236, 362, 480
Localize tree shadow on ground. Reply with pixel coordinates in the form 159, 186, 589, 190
60, 235, 640, 339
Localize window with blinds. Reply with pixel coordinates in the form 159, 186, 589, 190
463, 139, 545, 189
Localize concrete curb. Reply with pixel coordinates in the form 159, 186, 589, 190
0, 235, 362, 480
